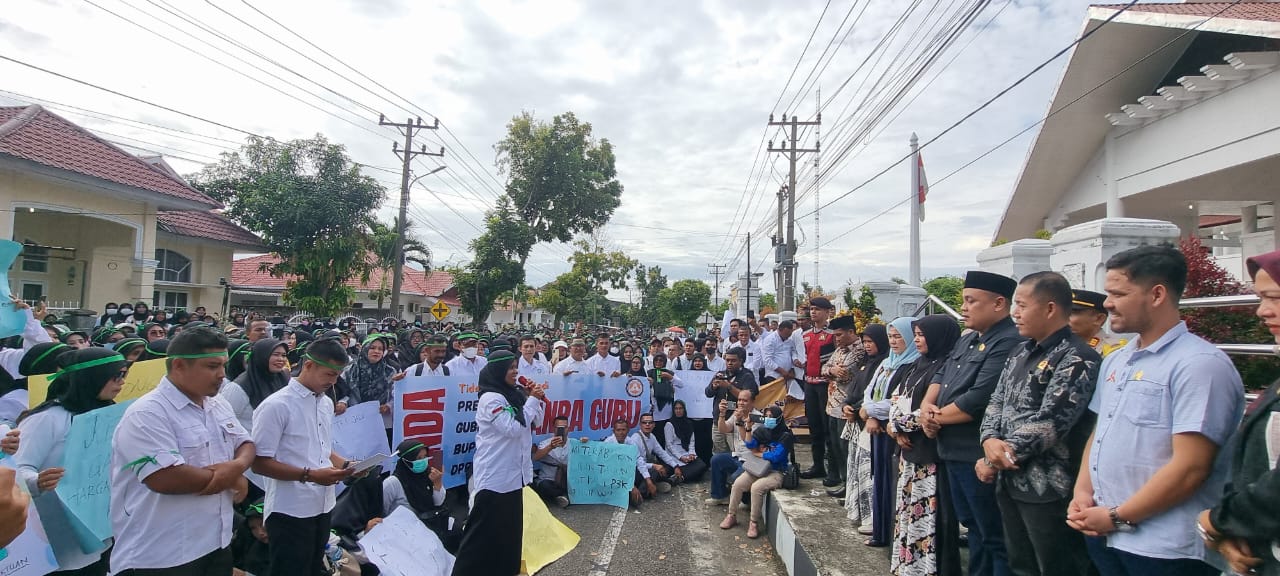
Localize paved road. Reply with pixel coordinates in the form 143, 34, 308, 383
535, 481, 787, 576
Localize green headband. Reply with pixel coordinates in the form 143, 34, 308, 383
398, 442, 425, 459
362, 334, 388, 347
168, 352, 229, 360
29, 343, 70, 370
47, 353, 126, 381
303, 353, 346, 372
230, 342, 252, 358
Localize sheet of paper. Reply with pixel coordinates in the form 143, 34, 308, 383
350, 453, 393, 474
359, 506, 453, 576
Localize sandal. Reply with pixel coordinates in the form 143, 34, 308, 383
719, 514, 738, 530
746, 521, 760, 539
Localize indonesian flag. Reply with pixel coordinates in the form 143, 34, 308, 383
917, 153, 928, 222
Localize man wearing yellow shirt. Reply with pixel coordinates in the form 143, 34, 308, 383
1069, 289, 1128, 357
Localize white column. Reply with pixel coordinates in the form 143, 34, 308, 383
1104, 132, 1124, 218
1242, 204, 1259, 234
909, 133, 921, 286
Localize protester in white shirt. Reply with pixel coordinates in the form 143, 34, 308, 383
110, 327, 255, 574
733, 328, 763, 375
631, 413, 685, 488
0, 298, 53, 394
251, 338, 355, 576
0, 341, 69, 427
762, 320, 806, 397
398, 335, 450, 377
587, 335, 622, 377
703, 338, 728, 373
671, 339, 698, 370
452, 350, 546, 576
517, 335, 551, 377
15, 347, 127, 575
444, 332, 487, 379
553, 338, 591, 375
663, 400, 709, 481
532, 414, 572, 508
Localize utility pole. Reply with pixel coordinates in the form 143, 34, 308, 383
379, 114, 443, 322
814, 88, 821, 290
746, 232, 752, 316
767, 112, 820, 311
708, 263, 726, 307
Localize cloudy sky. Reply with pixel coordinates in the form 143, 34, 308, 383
1, 0, 1106, 299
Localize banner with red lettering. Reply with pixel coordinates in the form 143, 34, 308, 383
394, 373, 652, 489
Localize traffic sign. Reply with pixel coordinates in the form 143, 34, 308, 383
429, 301, 452, 321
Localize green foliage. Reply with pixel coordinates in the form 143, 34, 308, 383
1179, 236, 1280, 391
923, 275, 964, 312
890, 277, 907, 285
367, 217, 431, 310
192, 135, 382, 317
757, 292, 777, 314
532, 239, 636, 326
453, 197, 535, 325
494, 111, 623, 245
1033, 229, 1053, 240
658, 279, 712, 327
709, 298, 731, 318
990, 238, 1009, 247
632, 264, 668, 328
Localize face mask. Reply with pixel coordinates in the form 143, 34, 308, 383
105, 308, 117, 315
409, 457, 430, 474
763, 417, 779, 429
609, 347, 618, 355
120, 308, 133, 315
103, 342, 116, 351
462, 347, 478, 359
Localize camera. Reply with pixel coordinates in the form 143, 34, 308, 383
555, 425, 567, 438
749, 414, 764, 424
725, 401, 738, 411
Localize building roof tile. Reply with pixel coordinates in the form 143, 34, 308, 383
1092, 2, 1280, 23
157, 211, 264, 249
231, 254, 453, 297
0, 105, 218, 208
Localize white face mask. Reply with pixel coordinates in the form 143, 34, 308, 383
462, 347, 478, 359
609, 346, 619, 355
120, 308, 133, 315
105, 308, 118, 315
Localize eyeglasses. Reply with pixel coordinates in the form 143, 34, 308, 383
113, 370, 129, 381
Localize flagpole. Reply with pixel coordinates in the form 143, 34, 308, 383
909, 133, 921, 287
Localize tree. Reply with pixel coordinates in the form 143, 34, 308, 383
533, 239, 636, 326
843, 284, 884, 333
368, 216, 432, 311
193, 135, 382, 317
922, 275, 964, 312
453, 197, 536, 326
494, 111, 623, 259
757, 292, 777, 315
658, 279, 712, 327
1179, 236, 1280, 390
633, 264, 668, 327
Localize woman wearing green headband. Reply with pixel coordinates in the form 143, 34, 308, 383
0, 342, 72, 426
381, 439, 457, 550
14, 347, 126, 574
113, 338, 147, 363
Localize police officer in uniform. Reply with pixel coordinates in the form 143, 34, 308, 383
1068, 289, 1128, 358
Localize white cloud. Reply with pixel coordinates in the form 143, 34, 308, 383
0, 0, 1103, 295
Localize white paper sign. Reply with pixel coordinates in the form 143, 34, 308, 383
333, 401, 392, 468
674, 370, 716, 419
359, 506, 453, 576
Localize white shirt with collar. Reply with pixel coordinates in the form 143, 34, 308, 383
586, 352, 621, 376
110, 377, 251, 574
408, 361, 449, 377
0, 308, 53, 380
534, 436, 569, 483
553, 356, 590, 375
444, 355, 487, 380
518, 355, 551, 377
472, 391, 545, 493
629, 431, 681, 477
252, 379, 337, 520
761, 331, 804, 382
671, 353, 697, 371
704, 354, 727, 373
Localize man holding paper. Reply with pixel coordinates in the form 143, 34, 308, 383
252, 338, 355, 576
110, 326, 256, 575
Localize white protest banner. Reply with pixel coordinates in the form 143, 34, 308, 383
332, 401, 392, 468
673, 370, 715, 418
359, 506, 453, 576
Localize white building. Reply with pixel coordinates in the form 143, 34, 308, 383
995, 2, 1280, 281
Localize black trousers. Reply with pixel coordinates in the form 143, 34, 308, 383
677, 458, 709, 482
116, 547, 232, 576
803, 383, 828, 471
532, 478, 566, 500
453, 488, 523, 576
997, 489, 1096, 576
935, 460, 964, 576
652, 418, 669, 447
825, 415, 848, 482
264, 511, 331, 576
869, 429, 898, 545
692, 418, 714, 465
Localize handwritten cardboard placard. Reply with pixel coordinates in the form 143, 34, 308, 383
28, 358, 167, 408
56, 401, 132, 542
332, 401, 391, 468
520, 486, 579, 575
359, 506, 453, 576
0, 240, 27, 339
566, 440, 638, 509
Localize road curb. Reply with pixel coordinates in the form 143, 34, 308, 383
764, 493, 820, 576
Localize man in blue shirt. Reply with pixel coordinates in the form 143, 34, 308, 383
1067, 245, 1244, 576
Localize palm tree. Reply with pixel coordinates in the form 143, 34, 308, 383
369, 217, 433, 310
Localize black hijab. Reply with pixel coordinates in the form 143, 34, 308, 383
393, 439, 440, 514
140, 338, 169, 361
0, 342, 72, 396
396, 329, 423, 369
225, 339, 252, 382
287, 330, 313, 365
234, 339, 290, 409
23, 347, 124, 422
477, 350, 526, 426
647, 361, 675, 411
846, 324, 889, 411
668, 399, 693, 448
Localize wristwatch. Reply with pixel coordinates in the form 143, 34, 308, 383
1109, 507, 1136, 533
1196, 519, 1219, 544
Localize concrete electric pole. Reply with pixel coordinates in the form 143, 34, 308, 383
379, 114, 443, 322
708, 263, 726, 307
767, 113, 819, 312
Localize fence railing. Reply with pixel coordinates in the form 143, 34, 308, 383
910, 294, 963, 321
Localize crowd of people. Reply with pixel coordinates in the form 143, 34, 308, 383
0, 242, 1276, 576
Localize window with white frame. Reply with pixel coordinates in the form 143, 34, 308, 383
21, 241, 48, 273
154, 249, 192, 283
153, 290, 189, 311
